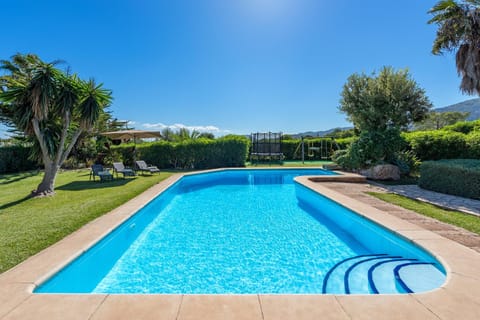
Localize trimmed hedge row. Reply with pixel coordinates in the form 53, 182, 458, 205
110, 135, 250, 169
419, 159, 480, 199
403, 131, 479, 161
0, 145, 38, 174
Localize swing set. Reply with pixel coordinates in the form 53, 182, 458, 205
294, 137, 338, 163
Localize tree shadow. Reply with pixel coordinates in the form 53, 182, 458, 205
0, 194, 33, 211
56, 178, 134, 191
0, 171, 39, 185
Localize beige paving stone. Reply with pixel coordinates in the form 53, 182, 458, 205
0, 283, 32, 318
438, 273, 480, 305
414, 238, 480, 260
2, 294, 106, 320
91, 294, 182, 320
177, 295, 263, 320
260, 295, 349, 320
395, 230, 445, 241
415, 288, 480, 320
337, 295, 439, 320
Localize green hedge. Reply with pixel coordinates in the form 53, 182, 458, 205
0, 145, 38, 174
442, 119, 480, 134
403, 131, 468, 161
110, 135, 250, 169
419, 159, 480, 199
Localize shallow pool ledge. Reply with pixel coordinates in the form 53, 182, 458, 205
1, 170, 480, 319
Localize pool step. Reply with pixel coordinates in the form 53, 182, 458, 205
323, 254, 444, 294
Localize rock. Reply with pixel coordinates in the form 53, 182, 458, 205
360, 164, 400, 181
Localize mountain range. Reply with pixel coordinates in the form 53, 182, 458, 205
434, 98, 480, 121
290, 98, 480, 138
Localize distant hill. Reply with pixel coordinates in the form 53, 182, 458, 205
435, 98, 480, 120
288, 127, 352, 139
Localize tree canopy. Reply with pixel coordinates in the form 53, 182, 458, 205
429, 0, 480, 95
414, 111, 470, 130
339, 66, 432, 132
0, 53, 112, 196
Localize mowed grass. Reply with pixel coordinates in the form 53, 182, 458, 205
367, 192, 480, 235
0, 169, 173, 273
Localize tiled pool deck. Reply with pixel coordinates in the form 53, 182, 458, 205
1, 170, 480, 319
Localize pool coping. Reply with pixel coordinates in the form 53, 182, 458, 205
1, 169, 480, 319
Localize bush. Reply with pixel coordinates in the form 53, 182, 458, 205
110, 135, 249, 169
419, 159, 480, 199
332, 128, 406, 169
392, 150, 420, 175
403, 131, 467, 160
465, 132, 480, 159
0, 145, 38, 174
442, 119, 480, 134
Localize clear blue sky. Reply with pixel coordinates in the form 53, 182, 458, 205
0, 0, 472, 137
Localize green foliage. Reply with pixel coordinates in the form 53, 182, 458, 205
339, 66, 432, 131
0, 145, 38, 173
419, 159, 480, 199
414, 111, 470, 130
332, 128, 407, 170
0, 53, 112, 194
442, 119, 480, 134
111, 135, 249, 169
391, 150, 421, 175
429, 0, 480, 95
466, 131, 480, 158
403, 131, 468, 160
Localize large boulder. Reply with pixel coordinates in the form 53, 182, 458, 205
360, 164, 400, 181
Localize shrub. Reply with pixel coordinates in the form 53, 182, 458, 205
332, 128, 406, 169
465, 132, 480, 159
403, 131, 467, 160
419, 159, 480, 199
0, 145, 38, 174
442, 119, 480, 134
392, 150, 420, 175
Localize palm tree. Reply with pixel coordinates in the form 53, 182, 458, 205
429, 0, 480, 95
0, 53, 112, 196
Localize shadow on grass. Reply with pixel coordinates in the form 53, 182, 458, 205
0, 171, 39, 185
0, 194, 33, 211
56, 178, 134, 191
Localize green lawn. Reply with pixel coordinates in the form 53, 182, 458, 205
0, 169, 173, 273
367, 192, 480, 235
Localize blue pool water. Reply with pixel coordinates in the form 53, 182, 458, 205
36, 169, 445, 294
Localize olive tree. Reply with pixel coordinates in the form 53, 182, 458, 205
335, 67, 432, 169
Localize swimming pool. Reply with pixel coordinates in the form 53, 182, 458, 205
35, 169, 445, 294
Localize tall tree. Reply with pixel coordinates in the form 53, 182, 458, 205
0, 53, 112, 196
429, 0, 480, 95
336, 67, 432, 169
339, 66, 432, 132
414, 111, 470, 130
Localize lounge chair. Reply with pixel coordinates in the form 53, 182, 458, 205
112, 162, 136, 178
135, 160, 160, 174
89, 164, 113, 181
